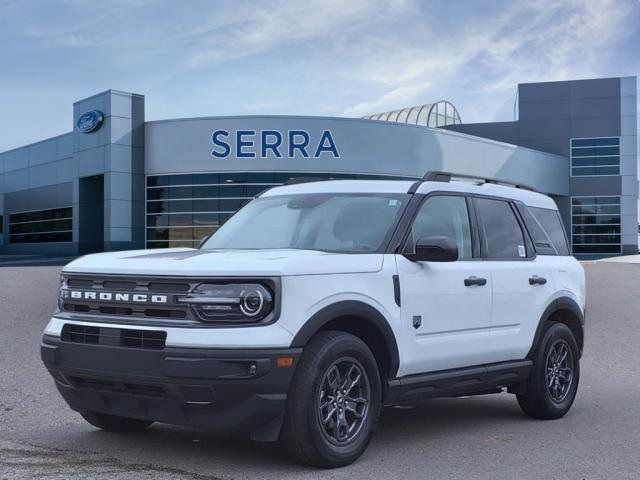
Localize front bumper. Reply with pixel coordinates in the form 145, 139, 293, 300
41, 334, 301, 441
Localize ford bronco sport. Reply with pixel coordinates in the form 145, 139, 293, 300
41, 171, 585, 467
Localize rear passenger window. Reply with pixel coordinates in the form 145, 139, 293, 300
475, 198, 526, 259
530, 207, 570, 256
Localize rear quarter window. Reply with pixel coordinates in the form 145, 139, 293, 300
530, 207, 570, 256
518, 205, 570, 256
517, 205, 557, 255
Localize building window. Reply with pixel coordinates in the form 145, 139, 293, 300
570, 137, 620, 176
8, 207, 73, 244
571, 196, 621, 255
145, 172, 415, 249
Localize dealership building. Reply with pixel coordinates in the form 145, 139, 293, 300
0, 75, 636, 259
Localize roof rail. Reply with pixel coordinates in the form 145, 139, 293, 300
421, 171, 538, 192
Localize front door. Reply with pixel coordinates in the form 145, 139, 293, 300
396, 195, 492, 376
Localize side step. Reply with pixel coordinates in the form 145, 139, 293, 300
386, 360, 532, 404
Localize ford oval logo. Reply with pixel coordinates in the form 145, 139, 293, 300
76, 110, 104, 133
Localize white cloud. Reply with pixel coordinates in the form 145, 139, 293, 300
185, 0, 381, 66
343, 82, 431, 116
341, 0, 639, 120
0, 0, 637, 151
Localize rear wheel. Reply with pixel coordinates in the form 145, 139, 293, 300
281, 331, 381, 468
517, 322, 580, 419
80, 411, 153, 432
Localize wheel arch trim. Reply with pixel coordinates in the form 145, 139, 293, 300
528, 296, 585, 358
290, 300, 400, 377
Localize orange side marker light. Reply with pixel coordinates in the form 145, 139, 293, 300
276, 356, 294, 368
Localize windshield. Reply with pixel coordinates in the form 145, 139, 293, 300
201, 193, 408, 253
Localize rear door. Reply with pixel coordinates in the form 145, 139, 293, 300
395, 194, 493, 375
473, 197, 556, 363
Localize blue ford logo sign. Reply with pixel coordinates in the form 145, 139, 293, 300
76, 110, 104, 133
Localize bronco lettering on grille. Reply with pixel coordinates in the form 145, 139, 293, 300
64, 290, 168, 304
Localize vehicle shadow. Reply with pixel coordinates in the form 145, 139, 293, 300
33, 394, 537, 478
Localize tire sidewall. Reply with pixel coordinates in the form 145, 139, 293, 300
534, 323, 580, 415
301, 334, 381, 465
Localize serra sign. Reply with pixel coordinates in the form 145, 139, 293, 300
212, 130, 339, 159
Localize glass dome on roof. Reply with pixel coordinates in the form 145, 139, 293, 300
362, 100, 461, 128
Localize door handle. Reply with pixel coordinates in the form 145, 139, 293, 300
529, 275, 547, 285
464, 276, 487, 287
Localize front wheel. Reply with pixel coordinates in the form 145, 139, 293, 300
517, 322, 580, 419
281, 331, 382, 468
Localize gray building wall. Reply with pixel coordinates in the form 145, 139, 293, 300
0, 90, 145, 254
0, 77, 634, 257
146, 117, 568, 195
71, 90, 146, 252
619, 77, 638, 254
0, 133, 76, 254
445, 76, 638, 257
442, 121, 519, 146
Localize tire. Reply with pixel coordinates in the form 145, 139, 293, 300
281, 331, 382, 468
80, 411, 153, 432
517, 322, 580, 419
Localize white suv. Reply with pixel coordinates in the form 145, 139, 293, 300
41, 172, 585, 467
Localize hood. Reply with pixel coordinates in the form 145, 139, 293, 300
63, 248, 384, 277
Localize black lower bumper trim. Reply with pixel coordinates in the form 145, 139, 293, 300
41, 336, 301, 441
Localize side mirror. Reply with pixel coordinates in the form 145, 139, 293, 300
406, 236, 458, 262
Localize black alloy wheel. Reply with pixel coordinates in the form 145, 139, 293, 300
317, 358, 371, 446
545, 339, 574, 403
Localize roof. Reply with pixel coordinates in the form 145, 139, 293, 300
262, 180, 415, 196
260, 179, 557, 210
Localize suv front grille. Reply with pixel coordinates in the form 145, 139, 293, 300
68, 376, 168, 398
60, 274, 193, 322
120, 329, 167, 350
61, 324, 100, 344
61, 324, 167, 350
62, 302, 187, 319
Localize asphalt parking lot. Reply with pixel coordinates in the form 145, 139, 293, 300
1, 262, 639, 479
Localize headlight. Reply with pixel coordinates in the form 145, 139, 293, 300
179, 283, 274, 323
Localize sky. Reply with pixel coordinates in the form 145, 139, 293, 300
0, 0, 639, 151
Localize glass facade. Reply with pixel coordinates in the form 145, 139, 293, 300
570, 137, 620, 176
8, 207, 73, 244
362, 101, 462, 128
146, 172, 416, 248
571, 196, 621, 255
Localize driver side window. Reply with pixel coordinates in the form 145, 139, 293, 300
403, 195, 472, 260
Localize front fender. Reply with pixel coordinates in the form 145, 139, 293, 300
290, 300, 400, 377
